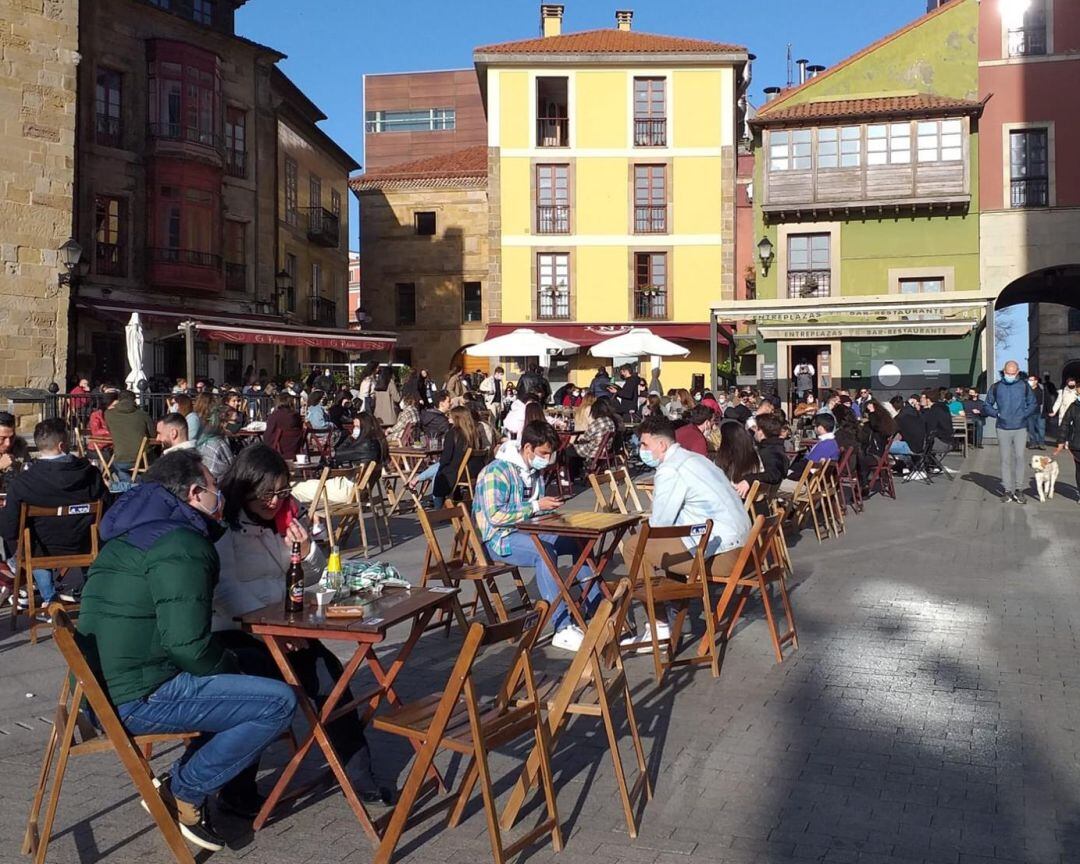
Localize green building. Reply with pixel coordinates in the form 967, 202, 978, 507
711, 0, 994, 403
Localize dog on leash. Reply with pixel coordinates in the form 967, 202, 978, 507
1032, 455, 1060, 501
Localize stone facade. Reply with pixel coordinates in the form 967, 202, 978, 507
0, 0, 79, 390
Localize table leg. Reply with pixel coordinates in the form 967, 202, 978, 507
576, 526, 630, 604
528, 534, 597, 633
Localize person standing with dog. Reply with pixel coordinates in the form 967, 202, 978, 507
984, 360, 1038, 504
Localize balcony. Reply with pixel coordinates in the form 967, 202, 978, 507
305, 207, 340, 247
536, 116, 569, 148
225, 262, 246, 291
537, 288, 570, 320
225, 150, 246, 179
148, 122, 223, 150
1011, 177, 1049, 208
536, 204, 569, 234
309, 295, 338, 327
634, 206, 667, 234
633, 117, 666, 147
787, 270, 832, 299
95, 242, 125, 277
147, 246, 223, 293
95, 114, 121, 148
634, 288, 668, 320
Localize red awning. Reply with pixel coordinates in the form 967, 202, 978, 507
482, 323, 725, 346
194, 323, 394, 352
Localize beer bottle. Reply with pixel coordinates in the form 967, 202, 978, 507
286, 541, 305, 614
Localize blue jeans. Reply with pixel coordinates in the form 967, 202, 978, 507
488, 532, 600, 632
112, 462, 133, 483
412, 463, 444, 507
117, 672, 297, 807
6, 555, 53, 602
889, 440, 913, 457
1028, 413, 1046, 446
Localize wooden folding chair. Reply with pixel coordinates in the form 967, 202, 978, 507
501, 579, 652, 838
24, 606, 198, 864
372, 605, 561, 864
129, 436, 153, 482
543, 434, 574, 498
584, 430, 616, 477
451, 446, 475, 505
819, 460, 845, 536
305, 425, 334, 462
12, 501, 103, 644
320, 462, 386, 556
951, 414, 968, 457
707, 514, 799, 664
836, 446, 864, 514
590, 467, 646, 517
867, 434, 897, 500
623, 520, 720, 683
90, 441, 114, 485
776, 461, 830, 543
416, 503, 533, 631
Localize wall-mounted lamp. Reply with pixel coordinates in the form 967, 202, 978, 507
58, 238, 83, 285
757, 236, 774, 276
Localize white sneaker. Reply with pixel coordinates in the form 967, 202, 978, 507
551, 624, 585, 652
619, 621, 671, 653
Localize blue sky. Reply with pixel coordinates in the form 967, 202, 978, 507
235, 0, 1028, 365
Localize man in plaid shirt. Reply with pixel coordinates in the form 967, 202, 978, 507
473, 421, 598, 652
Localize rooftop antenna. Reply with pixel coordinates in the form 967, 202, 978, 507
786, 44, 794, 88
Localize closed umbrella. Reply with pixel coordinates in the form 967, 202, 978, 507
466, 328, 579, 361
124, 312, 145, 392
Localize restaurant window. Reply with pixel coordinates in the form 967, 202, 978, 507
1010, 128, 1049, 208
463, 281, 482, 323
94, 195, 127, 277
536, 77, 569, 147
818, 126, 861, 169
917, 119, 963, 163
769, 129, 811, 171
414, 211, 436, 236
787, 233, 831, 298
95, 67, 122, 147
634, 252, 668, 320
633, 165, 666, 233
1008, 0, 1047, 56
147, 41, 220, 147
537, 253, 570, 319
225, 220, 245, 291
364, 108, 455, 133
899, 277, 944, 294
396, 282, 417, 325
536, 164, 569, 234
192, 0, 213, 25
224, 107, 245, 177
284, 157, 298, 225
633, 77, 666, 146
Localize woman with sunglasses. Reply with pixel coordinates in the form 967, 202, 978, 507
211, 445, 391, 817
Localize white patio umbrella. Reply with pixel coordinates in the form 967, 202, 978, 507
588, 327, 690, 359
466, 328, 579, 367
124, 312, 145, 392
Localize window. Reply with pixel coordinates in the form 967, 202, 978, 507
537, 253, 570, 319
536, 77, 569, 147
151, 181, 217, 267
463, 281, 482, 323
769, 129, 812, 171
634, 253, 668, 320
147, 42, 220, 147
536, 164, 569, 234
309, 174, 321, 210
1068, 309, 1080, 333
1010, 128, 1049, 208
192, 0, 213, 24
414, 211, 436, 235
1008, 0, 1047, 56
787, 234, 831, 298
281, 253, 297, 312
224, 107, 245, 177
284, 157, 298, 225
95, 67, 122, 147
633, 77, 666, 146
817, 126, 861, 169
866, 123, 912, 166
395, 282, 417, 325
364, 108, 455, 133
330, 189, 341, 218
917, 119, 963, 163
633, 165, 666, 233
223, 345, 242, 386
311, 262, 322, 297
225, 221, 245, 290
94, 195, 126, 277
899, 277, 944, 294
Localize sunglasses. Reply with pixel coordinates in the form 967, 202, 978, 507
250, 486, 292, 504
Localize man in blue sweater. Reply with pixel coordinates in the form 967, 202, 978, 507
983, 360, 1038, 503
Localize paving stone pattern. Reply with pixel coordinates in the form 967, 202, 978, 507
1, 447, 1078, 864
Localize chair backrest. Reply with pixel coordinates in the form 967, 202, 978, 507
19, 500, 103, 572
871, 435, 896, 473
129, 437, 152, 482
787, 459, 815, 502
951, 414, 966, 430
90, 441, 114, 484
626, 520, 714, 591
416, 503, 476, 581
586, 430, 614, 472
453, 446, 475, 495
836, 446, 854, 477
742, 480, 761, 515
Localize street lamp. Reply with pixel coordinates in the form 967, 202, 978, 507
757, 236, 774, 276
274, 268, 293, 314
58, 237, 82, 284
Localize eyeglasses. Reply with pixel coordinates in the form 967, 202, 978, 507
250, 487, 292, 504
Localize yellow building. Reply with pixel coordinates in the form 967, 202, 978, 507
474, 5, 748, 387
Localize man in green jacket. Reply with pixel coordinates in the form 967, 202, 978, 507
102, 390, 154, 481
78, 449, 296, 851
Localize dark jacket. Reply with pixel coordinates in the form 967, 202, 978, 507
1058, 401, 1080, 451
984, 376, 1038, 431
419, 408, 451, 438
589, 371, 612, 398
264, 406, 304, 460
104, 399, 154, 464
517, 370, 550, 403
433, 431, 487, 498
334, 434, 384, 480
77, 483, 236, 707
896, 405, 927, 452
0, 454, 108, 557
724, 403, 752, 425
924, 401, 954, 445
747, 437, 788, 487
611, 374, 641, 416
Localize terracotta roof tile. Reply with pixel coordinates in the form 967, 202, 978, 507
349, 146, 488, 190
751, 95, 985, 126
475, 29, 743, 57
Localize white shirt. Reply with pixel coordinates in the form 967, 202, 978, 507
650, 444, 752, 557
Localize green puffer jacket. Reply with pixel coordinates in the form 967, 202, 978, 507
77, 482, 237, 707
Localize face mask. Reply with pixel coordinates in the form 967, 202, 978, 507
1004, 374, 1018, 383
529, 454, 550, 471
351, 427, 361, 439
639, 447, 661, 469
694, 393, 702, 402
194, 487, 222, 520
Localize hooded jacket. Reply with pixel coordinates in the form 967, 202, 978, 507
0, 454, 108, 556
984, 375, 1038, 431
103, 397, 154, 464
472, 440, 545, 557
77, 483, 236, 707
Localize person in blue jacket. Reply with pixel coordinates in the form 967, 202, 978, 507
983, 360, 1038, 503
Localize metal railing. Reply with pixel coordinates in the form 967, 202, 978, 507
1008, 26, 1046, 56
537, 288, 570, 320
40, 391, 278, 430
633, 289, 668, 320
149, 247, 222, 268
225, 262, 246, 291
225, 149, 246, 178
310, 295, 337, 326
147, 122, 223, 150
305, 207, 340, 247
634, 206, 667, 234
95, 242, 125, 277
95, 114, 121, 148
633, 117, 666, 147
787, 270, 832, 299
536, 204, 570, 234
1010, 177, 1049, 208
536, 116, 569, 147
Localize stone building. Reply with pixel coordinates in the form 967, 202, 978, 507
351, 146, 489, 375
0, 0, 80, 389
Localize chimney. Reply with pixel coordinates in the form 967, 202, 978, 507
796, 58, 809, 85
763, 86, 781, 102
615, 9, 633, 31
807, 64, 826, 79
541, 4, 564, 37
742, 52, 756, 88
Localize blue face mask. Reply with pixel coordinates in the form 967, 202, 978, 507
639, 447, 661, 469
1003, 373, 1018, 383
530, 454, 550, 471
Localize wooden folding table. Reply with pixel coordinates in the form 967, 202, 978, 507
385, 445, 442, 514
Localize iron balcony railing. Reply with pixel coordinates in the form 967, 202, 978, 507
225, 149, 246, 178
633, 117, 666, 147
634, 206, 667, 234
537, 288, 570, 320
149, 247, 222, 268
95, 242, 125, 277
1011, 177, 1049, 208
147, 122, 223, 150
95, 114, 121, 148
787, 270, 832, 299
309, 295, 337, 326
305, 207, 340, 247
536, 116, 569, 147
536, 204, 570, 234
633, 288, 668, 320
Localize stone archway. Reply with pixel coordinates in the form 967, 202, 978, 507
993, 264, 1080, 382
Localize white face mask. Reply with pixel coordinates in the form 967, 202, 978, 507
351, 427, 361, 439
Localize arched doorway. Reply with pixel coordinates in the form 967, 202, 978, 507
994, 264, 1080, 383
452, 345, 488, 377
